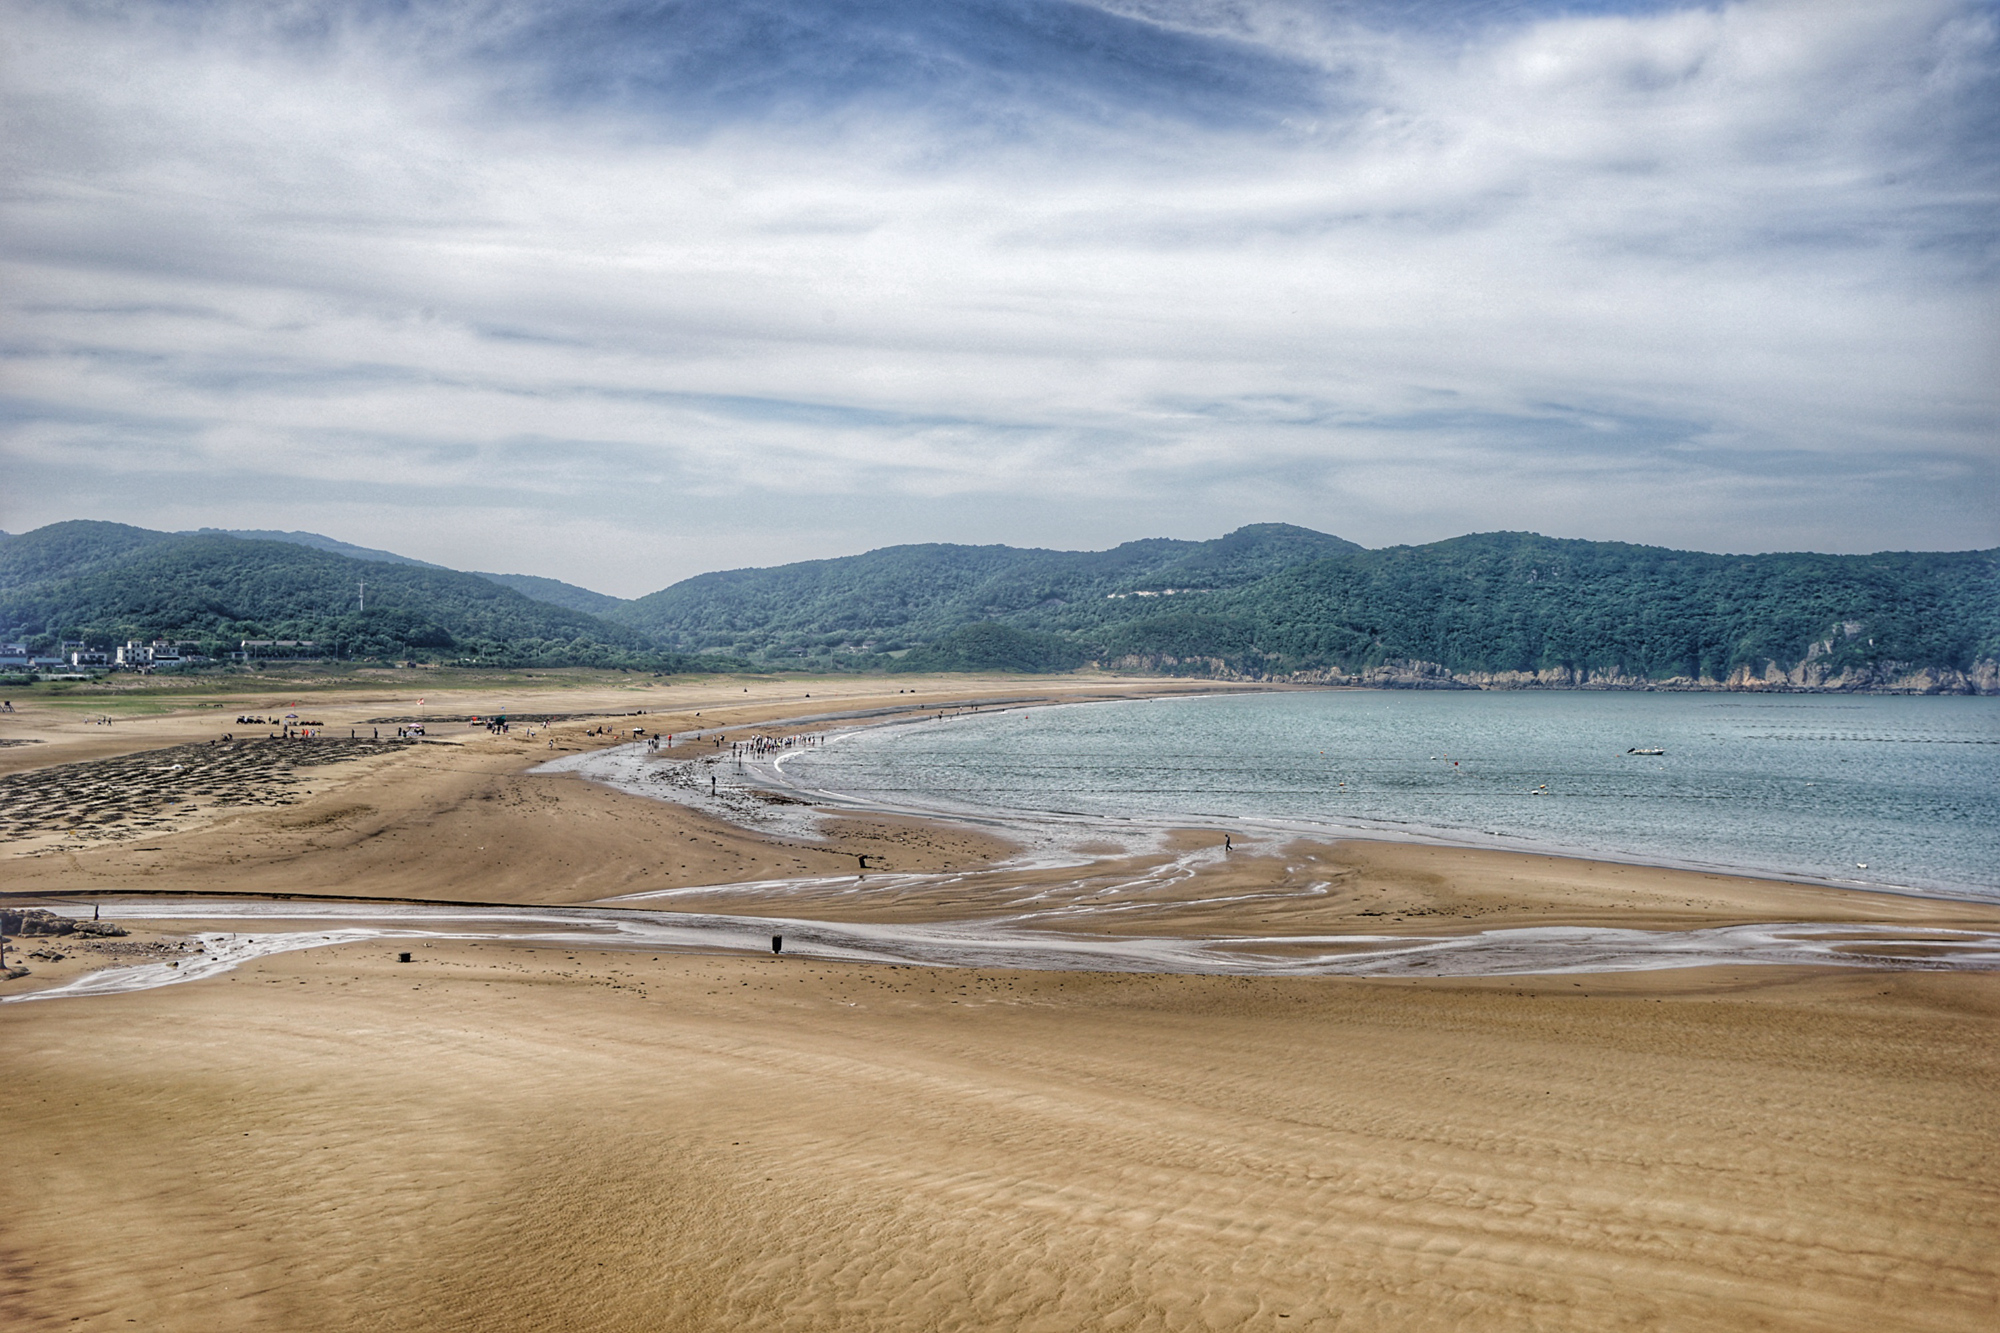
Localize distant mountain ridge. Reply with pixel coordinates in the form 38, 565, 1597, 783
611, 523, 1361, 657
1, 522, 680, 670
1156, 533, 1999, 694
4, 520, 1994, 691
191, 529, 451, 569
599, 526, 1997, 692
195, 529, 628, 616
473, 572, 629, 616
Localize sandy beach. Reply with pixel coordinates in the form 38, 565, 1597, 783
3, 670, 1997, 1330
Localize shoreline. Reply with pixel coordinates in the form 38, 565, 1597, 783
557, 689, 2000, 912
4, 673, 1997, 987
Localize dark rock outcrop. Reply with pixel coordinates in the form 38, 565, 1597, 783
1, 907, 127, 938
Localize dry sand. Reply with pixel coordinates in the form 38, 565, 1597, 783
3, 672, 1997, 1329
5, 945, 1995, 1332
0, 672, 1218, 898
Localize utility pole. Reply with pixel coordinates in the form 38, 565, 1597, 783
359, 580, 365, 613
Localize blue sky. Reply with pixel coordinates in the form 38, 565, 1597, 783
2, 0, 1995, 594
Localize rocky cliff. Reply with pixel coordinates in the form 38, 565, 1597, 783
1099, 654, 2000, 694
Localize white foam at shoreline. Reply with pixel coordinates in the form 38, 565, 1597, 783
537, 742, 838, 841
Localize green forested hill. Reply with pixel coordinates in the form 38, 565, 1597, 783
0, 523, 674, 668
609, 524, 1361, 659
1114, 534, 2000, 686
609, 523, 1996, 686
472, 572, 629, 616
0, 520, 169, 588
5, 520, 1993, 687
196, 529, 629, 616
195, 528, 450, 568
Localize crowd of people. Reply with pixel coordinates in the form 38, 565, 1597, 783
732, 732, 822, 758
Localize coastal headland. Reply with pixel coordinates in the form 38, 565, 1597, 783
3, 669, 1996, 1331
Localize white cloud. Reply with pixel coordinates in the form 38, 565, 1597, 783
2, 0, 1993, 592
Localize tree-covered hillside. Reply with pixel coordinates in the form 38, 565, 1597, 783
473, 572, 630, 616
198, 529, 628, 616
195, 529, 449, 568
607, 523, 1996, 686
7, 519, 1992, 688
0, 523, 678, 668
1137, 534, 2000, 685
609, 524, 1360, 659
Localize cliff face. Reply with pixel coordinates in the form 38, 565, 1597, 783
1716, 658, 2000, 694
1098, 654, 2000, 694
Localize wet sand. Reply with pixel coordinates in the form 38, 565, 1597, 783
3, 672, 1998, 1328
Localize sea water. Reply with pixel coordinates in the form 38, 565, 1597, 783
783, 690, 2000, 901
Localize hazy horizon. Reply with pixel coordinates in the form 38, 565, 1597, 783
4, 1, 1996, 597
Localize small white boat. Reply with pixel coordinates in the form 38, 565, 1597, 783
1626, 746, 1665, 756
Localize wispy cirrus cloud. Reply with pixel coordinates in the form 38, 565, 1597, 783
2, 0, 1994, 593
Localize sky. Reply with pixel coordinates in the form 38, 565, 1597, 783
2, 0, 1995, 597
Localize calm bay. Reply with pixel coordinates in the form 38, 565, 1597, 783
784, 689, 2000, 901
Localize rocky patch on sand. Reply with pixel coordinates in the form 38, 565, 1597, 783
2, 907, 135, 979
2, 907, 128, 938
0, 736, 423, 846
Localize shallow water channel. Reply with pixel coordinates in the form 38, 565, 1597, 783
6, 898, 1998, 1004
